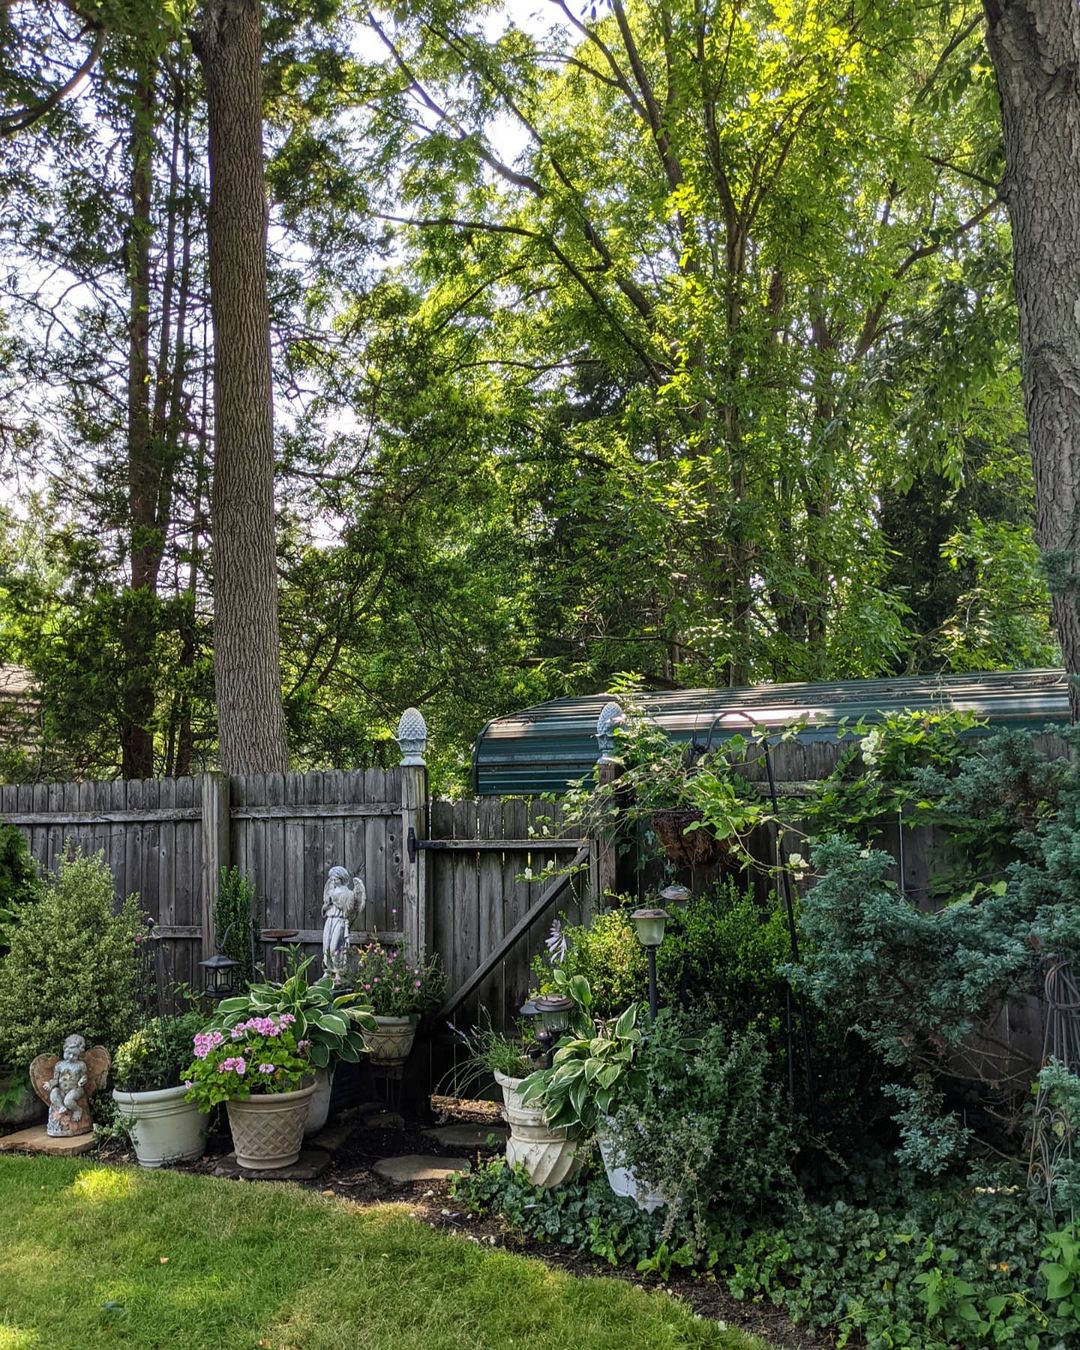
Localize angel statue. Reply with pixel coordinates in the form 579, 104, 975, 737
30, 1034, 111, 1137
322, 866, 366, 984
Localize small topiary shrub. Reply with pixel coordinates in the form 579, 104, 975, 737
0, 847, 144, 1071
214, 865, 258, 986
0, 823, 39, 955
658, 881, 791, 1030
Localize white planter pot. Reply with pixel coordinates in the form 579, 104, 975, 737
112, 1085, 208, 1168
226, 1083, 315, 1170
597, 1120, 666, 1212
364, 1015, 417, 1067
495, 1070, 580, 1189
304, 1065, 335, 1136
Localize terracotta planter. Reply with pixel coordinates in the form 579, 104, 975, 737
364, 1015, 417, 1067
225, 1083, 315, 1170
304, 1065, 335, 1136
112, 1085, 208, 1168
650, 809, 729, 866
495, 1069, 580, 1189
597, 1119, 666, 1212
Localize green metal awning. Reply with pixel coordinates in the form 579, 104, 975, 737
471, 668, 1072, 796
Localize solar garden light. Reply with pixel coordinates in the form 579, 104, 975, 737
197, 950, 240, 1000
630, 907, 670, 1021
659, 883, 690, 909
519, 993, 574, 1067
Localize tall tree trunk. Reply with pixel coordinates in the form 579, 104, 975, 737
983, 0, 1080, 713
194, 0, 288, 773
122, 59, 158, 779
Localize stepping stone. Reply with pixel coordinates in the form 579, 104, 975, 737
422, 1123, 509, 1150
373, 1154, 469, 1185
361, 1109, 404, 1131
0, 1125, 97, 1157
213, 1147, 331, 1182
307, 1124, 354, 1152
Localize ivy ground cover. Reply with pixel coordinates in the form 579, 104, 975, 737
0, 1156, 768, 1350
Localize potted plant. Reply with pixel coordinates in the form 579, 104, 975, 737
183, 1015, 314, 1169
348, 939, 443, 1066
461, 1020, 580, 1189
207, 952, 375, 1136
112, 1011, 209, 1167
520, 990, 667, 1210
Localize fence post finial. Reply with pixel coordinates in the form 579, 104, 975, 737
397, 707, 428, 766
596, 700, 624, 764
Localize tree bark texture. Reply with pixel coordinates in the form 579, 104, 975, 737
195, 0, 289, 773
122, 60, 157, 778
984, 0, 1080, 712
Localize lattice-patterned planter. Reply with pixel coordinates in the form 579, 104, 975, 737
364, 1016, 417, 1067
226, 1084, 315, 1170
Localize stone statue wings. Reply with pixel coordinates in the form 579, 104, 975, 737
29, 1044, 111, 1104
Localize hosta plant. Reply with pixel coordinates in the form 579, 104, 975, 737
520, 999, 650, 1135
207, 953, 375, 1070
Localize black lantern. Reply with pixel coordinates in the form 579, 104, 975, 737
198, 951, 240, 1000
520, 992, 574, 1067
630, 906, 670, 1021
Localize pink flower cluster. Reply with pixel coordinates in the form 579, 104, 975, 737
228, 1013, 295, 1040
217, 1056, 247, 1075
192, 1029, 225, 1060
257, 1062, 276, 1075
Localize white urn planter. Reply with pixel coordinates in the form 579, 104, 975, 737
225, 1083, 315, 1170
597, 1120, 666, 1213
364, 1015, 417, 1067
112, 1085, 208, 1168
304, 1065, 335, 1136
495, 1069, 580, 1188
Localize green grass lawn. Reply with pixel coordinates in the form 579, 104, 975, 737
0, 1156, 769, 1350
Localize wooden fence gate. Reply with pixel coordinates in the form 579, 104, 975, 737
0, 765, 595, 1035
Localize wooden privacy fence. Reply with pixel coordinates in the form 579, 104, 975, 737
0, 763, 593, 1032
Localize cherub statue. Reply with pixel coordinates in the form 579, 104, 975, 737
322, 866, 365, 984
30, 1035, 111, 1137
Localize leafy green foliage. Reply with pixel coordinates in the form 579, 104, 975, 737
208, 952, 375, 1071
532, 907, 647, 1021
657, 884, 791, 1032
0, 849, 143, 1071
183, 1016, 311, 1110
520, 999, 651, 1136
346, 940, 444, 1018
457, 1159, 1078, 1349
0, 822, 38, 954
559, 704, 769, 871
113, 1011, 206, 1094
214, 866, 258, 987
607, 1013, 796, 1254
785, 838, 1040, 1163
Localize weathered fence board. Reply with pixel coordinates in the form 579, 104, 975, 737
1, 767, 591, 1032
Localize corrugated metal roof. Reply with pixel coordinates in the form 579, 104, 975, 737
472, 668, 1072, 796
